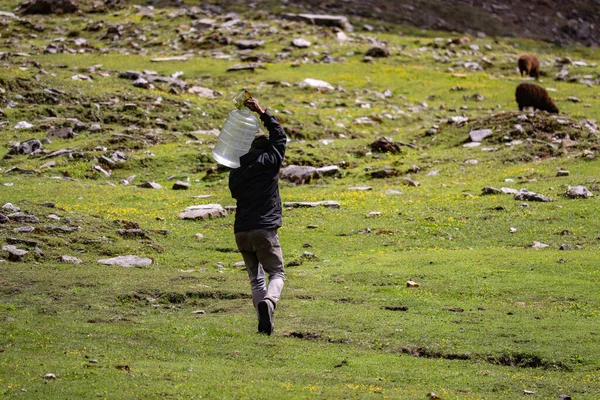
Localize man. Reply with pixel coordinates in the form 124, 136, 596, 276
228, 97, 287, 335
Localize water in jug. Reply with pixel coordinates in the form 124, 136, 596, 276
211, 90, 260, 168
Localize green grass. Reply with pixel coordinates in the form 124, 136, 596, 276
1, 2, 600, 399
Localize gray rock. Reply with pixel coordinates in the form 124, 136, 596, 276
47, 127, 75, 139
2, 203, 20, 212
5, 167, 39, 175
172, 181, 191, 190
565, 185, 593, 198
226, 63, 264, 72
280, 165, 319, 184
0, 214, 9, 224
92, 164, 111, 177
371, 169, 398, 179
118, 229, 149, 238
316, 165, 340, 177
501, 187, 519, 195
401, 177, 420, 187
283, 201, 340, 209
514, 190, 554, 202
15, 121, 34, 129
98, 255, 153, 268
137, 182, 162, 189
179, 204, 227, 220
188, 86, 222, 99
233, 40, 264, 50
531, 241, 549, 249
2, 245, 28, 262
469, 129, 493, 142
299, 78, 334, 90
481, 186, 502, 195
89, 123, 102, 132
13, 226, 35, 233
556, 169, 569, 177
99, 156, 116, 168
10, 138, 42, 155
42, 225, 80, 232
7, 212, 39, 223
291, 38, 311, 48
559, 244, 573, 251
61, 255, 82, 264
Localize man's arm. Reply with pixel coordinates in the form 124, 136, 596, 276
245, 99, 286, 167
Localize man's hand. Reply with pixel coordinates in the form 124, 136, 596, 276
244, 98, 266, 115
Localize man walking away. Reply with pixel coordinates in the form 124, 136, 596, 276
228, 97, 287, 335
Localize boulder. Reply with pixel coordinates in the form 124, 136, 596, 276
280, 165, 319, 184
9, 139, 42, 155
291, 38, 311, 48
98, 255, 153, 267
469, 129, 493, 142
2, 245, 28, 262
179, 204, 227, 220
370, 137, 401, 154
172, 181, 190, 190
7, 212, 39, 223
514, 190, 554, 202
299, 78, 334, 90
47, 127, 75, 139
565, 185, 593, 199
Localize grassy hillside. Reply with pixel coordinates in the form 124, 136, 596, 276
1, 1, 599, 398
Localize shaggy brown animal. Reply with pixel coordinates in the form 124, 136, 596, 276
515, 83, 559, 114
518, 54, 541, 79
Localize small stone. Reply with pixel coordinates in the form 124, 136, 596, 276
565, 185, 593, 199
15, 121, 34, 129
367, 211, 381, 217
194, 233, 204, 240
137, 181, 162, 189
556, 169, 569, 177
191, 310, 206, 314
179, 204, 227, 220
567, 96, 581, 103
469, 129, 493, 142
481, 187, 502, 195
61, 255, 83, 264
43, 373, 56, 380
407, 280, 420, 287
97, 255, 153, 268
172, 181, 190, 190
2, 203, 20, 212
509, 227, 517, 233
531, 241, 549, 249
559, 244, 573, 251
291, 38, 311, 48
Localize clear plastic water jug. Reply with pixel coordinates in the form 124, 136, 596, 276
211, 90, 260, 168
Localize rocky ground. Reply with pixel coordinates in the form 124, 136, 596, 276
217, 0, 600, 46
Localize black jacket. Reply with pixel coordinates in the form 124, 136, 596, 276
229, 111, 287, 233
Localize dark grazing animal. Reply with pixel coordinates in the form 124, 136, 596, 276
515, 83, 559, 114
518, 54, 540, 79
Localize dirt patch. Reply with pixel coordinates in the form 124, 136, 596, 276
486, 352, 572, 371
285, 331, 350, 344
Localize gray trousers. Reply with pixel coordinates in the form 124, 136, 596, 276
235, 229, 285, 311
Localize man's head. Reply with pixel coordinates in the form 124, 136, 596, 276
250, 134, 269, 151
